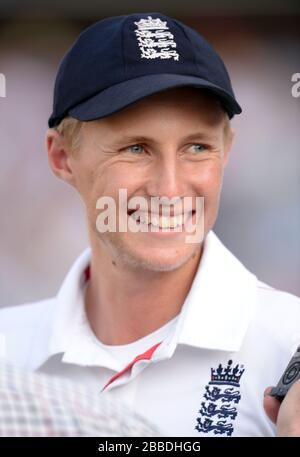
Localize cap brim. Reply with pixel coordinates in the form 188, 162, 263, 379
68, 73, 242, 122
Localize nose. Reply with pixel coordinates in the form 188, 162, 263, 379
146, 153, 186, 200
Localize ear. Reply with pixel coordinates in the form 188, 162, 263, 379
223, 127, 235, 168
46, 129, 76, 186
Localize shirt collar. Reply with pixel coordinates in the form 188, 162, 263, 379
37, 230, 257, 369
176, 230, 257, 352
48, 249, 120, 370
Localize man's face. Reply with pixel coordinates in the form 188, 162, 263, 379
65, 87, 233, 272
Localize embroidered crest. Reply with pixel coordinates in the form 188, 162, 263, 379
134, 16, 179, 61
195, 360, 245, 436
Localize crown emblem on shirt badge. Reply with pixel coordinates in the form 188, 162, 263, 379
195, 360, 245, 436
211, 359, 245, 386
134, 16, 180, 61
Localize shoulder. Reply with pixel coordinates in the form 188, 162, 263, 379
0, 298, 56, 368
256, 279, 300, 311
253, 279, 300, 351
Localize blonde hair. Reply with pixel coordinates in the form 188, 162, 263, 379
55, 116, 83, 153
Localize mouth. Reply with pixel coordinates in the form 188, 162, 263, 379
127, 209, 196, 230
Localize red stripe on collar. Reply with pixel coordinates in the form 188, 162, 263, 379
101, 341, 162, 392
84, 265, 90, 282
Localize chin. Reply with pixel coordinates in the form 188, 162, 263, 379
123, 247, 199, 273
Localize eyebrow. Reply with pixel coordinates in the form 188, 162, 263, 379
113, 132, 219, 146
180, 132, 219, 142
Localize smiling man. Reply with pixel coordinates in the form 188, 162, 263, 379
57, 88, 231, 346
1, 12, 300, 437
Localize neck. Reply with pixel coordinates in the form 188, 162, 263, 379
85, 238, 203, 346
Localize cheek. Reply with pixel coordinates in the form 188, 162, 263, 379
74, 160, 113, 200
70, 160, 105, 223
79, 163, 139, 224
193, 162, 224, 230
194, 161, 224, 197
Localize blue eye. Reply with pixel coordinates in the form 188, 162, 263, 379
191, 144, 206, 153
128, 144, 144, 154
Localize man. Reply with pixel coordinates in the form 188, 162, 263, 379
0, 361, 159, 437
0, 12, 300, 437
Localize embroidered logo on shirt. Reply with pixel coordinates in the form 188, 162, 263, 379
134, 16, 180, 61
195, 360, 245, 436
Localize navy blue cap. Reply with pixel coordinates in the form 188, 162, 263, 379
48, 12, 242, 128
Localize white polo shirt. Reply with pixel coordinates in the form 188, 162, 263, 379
1, 230, 300, 437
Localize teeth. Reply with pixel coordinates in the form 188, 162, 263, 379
173, 215, 183, 227
159, 215, 183, 228
139, 213, 149, 225
130, 211, 139, 221
130, 211, 191, 229
151, 216, 159, 227
160, 216, 169, 228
